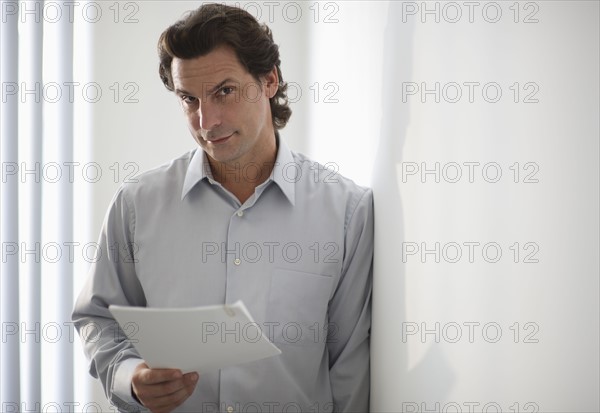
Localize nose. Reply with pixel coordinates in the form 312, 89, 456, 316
197, 99, 221, 132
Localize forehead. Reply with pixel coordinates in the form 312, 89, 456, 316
171, 46, 248, 91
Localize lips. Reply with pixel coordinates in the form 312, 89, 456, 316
206, 133, 233, 144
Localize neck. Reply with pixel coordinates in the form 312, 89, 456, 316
209, 133, 278, 204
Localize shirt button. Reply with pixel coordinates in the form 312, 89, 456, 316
236, 210, 244, 217
234, 258, 241, 266
227, 406, 234, 413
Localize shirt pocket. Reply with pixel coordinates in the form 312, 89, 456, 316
266, 268, 334, 346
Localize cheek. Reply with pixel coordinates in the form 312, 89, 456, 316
241, 83, 263, 103
238, 93, 268, 118
185, 112, 200, 130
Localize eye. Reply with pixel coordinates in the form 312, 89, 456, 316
217, 86, 235, 96
180, 95, 197, 104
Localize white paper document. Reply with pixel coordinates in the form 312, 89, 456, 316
109, 301, 281, 373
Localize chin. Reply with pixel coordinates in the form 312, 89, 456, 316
207, 149, 241, 164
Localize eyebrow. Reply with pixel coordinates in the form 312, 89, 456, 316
175, 78, 235, 97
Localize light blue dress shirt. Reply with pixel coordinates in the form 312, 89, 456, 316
72, 137, 374, 412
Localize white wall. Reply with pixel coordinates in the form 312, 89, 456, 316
75, 1, 599, 411
367, 2, 599, 412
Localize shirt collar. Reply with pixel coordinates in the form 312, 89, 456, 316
181, 134, 296, 206
181, 147, 212, 200
269, 136, 296, 206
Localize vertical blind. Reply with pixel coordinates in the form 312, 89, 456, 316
1, 1, 75, 409
1, 0, 22, 405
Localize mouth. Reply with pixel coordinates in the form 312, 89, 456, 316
206, 133, 234, 145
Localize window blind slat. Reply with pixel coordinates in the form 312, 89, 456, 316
0, 3, 22, 407
43, 8, 75, 406
21, 1, 44, 407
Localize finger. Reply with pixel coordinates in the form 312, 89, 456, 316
140, 368, 182, 385
138, 372, 198, 400
183, 372, 199, 384
146, 381, 197, 411
147, 372, 197, 394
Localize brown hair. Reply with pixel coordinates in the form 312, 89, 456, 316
158, 3, 292, 130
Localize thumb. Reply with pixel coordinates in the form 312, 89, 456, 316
185, 372, 199, 385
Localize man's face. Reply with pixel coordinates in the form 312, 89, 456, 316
171, 46, 278, 166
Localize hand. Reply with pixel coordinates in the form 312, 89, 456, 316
131, 362, 199, 413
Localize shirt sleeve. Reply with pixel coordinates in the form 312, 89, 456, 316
71, 186, 148, 412
327, 187, 374, 412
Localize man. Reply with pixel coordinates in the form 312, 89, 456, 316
72, 4, 373, 412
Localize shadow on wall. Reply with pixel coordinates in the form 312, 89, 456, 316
371, 2, 455, 410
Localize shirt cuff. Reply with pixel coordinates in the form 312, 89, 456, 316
112, 357, 145, 410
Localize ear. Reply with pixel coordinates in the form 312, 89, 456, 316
263, 66, 279, 99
